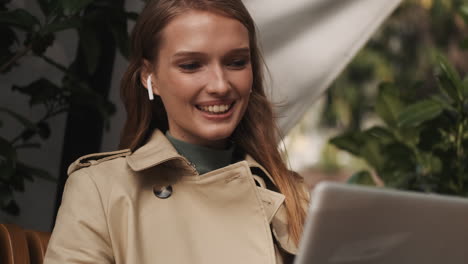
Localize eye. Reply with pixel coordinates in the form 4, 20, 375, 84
227, 58, 249, 69
179, 62, 202, 71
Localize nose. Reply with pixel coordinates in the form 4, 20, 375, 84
206, 64, 230, 96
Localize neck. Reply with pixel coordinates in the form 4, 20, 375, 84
165, 131, 235, 175
167, 131, 229, 150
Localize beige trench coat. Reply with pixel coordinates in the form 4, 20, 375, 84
44, 130, 305, 264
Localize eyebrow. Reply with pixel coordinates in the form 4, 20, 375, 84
172, 47, 250, 58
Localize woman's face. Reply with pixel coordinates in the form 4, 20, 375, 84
147, 10, 253, 149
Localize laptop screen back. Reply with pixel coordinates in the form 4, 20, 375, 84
294, 182, 468, 264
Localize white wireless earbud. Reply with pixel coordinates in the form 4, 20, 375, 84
147, 74, 154, 101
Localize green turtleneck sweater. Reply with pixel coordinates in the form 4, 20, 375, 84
165, 132, 235, 175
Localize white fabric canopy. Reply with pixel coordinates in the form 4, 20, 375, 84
244, 0, 403, 135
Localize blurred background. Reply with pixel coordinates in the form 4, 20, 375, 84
0, 0, 467, 233
287, 0, 468, 191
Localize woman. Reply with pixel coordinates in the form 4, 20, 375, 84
45, 0, 309, 263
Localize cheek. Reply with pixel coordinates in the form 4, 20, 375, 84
233, 69, 253, 95
158, 73, 193, 100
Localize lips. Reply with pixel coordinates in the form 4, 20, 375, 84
196, 101, 235, 115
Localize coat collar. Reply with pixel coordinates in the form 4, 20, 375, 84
245, 155, 277, 186
126, 129, 276, 184
126, 129, 182, 172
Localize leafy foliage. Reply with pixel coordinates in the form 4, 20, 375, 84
316, 0, 468, 195
0, 0, 136, 215
322, 0, 468, 131
331, 56, 468, 196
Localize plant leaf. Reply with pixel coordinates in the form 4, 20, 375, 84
47, 0, 63, 18
10, 171, 25, 192
463, 77, 468, 99
37, 0, 50, 16
61, 0, 94, 16
2, 199, 20, 216
42, 17, 81, 34
360, 138, 385, 172
417, 115, 450, 152
0, 25, 18, 52
0, 137, 16, 182
430, 95, 457, 112
0, 107, 36, 130
333, 130, 385, 172
31, 32, 55, 56
382, 142, 415, 172
329, 132, 363, 156
436, 54, 463, 103
0, 26, 18, 73
375, 83, 405, 127
419, 152, 443, 175
37, 122, 51, 139
363, 126, 396, 144
398, 99, 445, 127
0, 9, 40, 31
437, 74, 458, 103
347, 170, 376, 186
381, 171, 415, 190
12, 78, 61, 106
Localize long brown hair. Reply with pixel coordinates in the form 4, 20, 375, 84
120, 0, 308, 245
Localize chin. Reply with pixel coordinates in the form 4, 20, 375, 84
200, 126, 236, 143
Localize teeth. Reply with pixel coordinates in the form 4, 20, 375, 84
198, 104, 232, 114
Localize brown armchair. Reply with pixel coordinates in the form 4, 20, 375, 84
0, 224, 51, 264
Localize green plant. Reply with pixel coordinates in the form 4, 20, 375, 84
0, 0, 136, 215
321, 0, 468, 132
330, 55, 468, 195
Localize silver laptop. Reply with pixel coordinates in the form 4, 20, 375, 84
294, 181, 468, 264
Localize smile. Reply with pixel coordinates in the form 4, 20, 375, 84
196, 102, 235, 114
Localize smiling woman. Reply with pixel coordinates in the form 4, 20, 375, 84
141, 10, 253, 148
44, 0, 309, 264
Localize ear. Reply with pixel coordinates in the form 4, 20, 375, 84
140, 60, 160, 96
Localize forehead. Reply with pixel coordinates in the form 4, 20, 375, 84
159, 9, 250, 55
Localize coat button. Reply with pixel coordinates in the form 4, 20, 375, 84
153, 185, 172, 199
